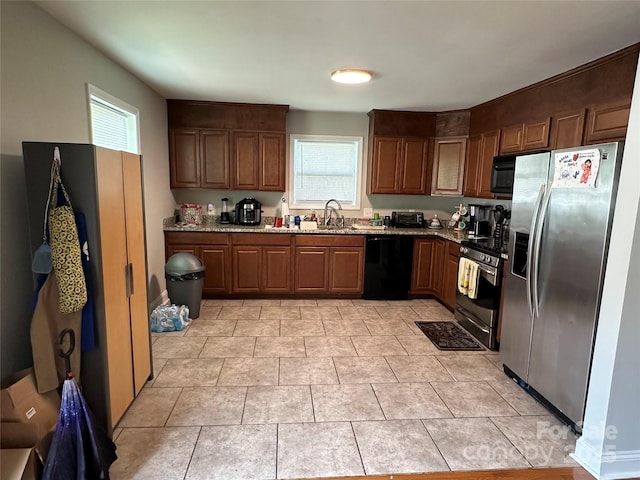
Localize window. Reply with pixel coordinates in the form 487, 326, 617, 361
87, 84, 140, 153
289, 134, 363, 209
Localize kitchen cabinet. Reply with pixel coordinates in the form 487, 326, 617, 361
410, 237, 445, 295
231, 234, 292, 293
23, 143, 152, 434
442, 241, 460, 310
367, 110, 436, 195
165, 232, 231, 295
499, 118, 550, 154
167, 100, 288, 191
431, 137, 467, 196
232, 132, 286, 191
550, 109, 586, 150
169, 128, 230, 189
463, 130, 500, 198
294, 235, 364, 294
584, 97, 631, 144
369, 136, 429, 194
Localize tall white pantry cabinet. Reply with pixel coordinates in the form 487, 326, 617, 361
23, 142, 152, 434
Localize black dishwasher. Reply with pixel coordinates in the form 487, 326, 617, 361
363, 236, 414, 300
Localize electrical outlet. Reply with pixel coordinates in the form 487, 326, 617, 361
363, 208, 373, 217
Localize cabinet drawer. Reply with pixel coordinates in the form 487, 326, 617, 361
295, 235, 364, 247
165, 232, 229, 245
230, 233, 292, 246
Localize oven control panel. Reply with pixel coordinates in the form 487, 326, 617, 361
459, 245, 501, 268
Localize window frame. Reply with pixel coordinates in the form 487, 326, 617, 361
288, 133, 364, 210
87, 83, 140, 154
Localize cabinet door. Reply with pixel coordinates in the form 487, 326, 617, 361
430, 239, 445, 296
121, 152, 151, 396
550, 109, 586, 150
259, 133, 286, 191
232, 246, 261, 292
262, 246, 292, 292
166, 245, 197, 257
584, 98, 631, 144
370, 136, 402, 193
431, 137, 466, 196
463, 134, 482, 197
499, 124, 524, 154
95, 148, 135, 428
442, 254, 459, 311
400, 138, 428, 194
522, 118, 550, 151
294, 247, 329, 292
200, 246, 230, 294
169, 129, 200, 188
200, 130, 230, 189
233, 132, 260, 190
477, 130, 500, 199
410, 238, 435, 294
329, 247, 364, 293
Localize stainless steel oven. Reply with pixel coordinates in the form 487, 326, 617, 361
455, 241, 503, 350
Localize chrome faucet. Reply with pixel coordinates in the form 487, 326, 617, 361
323, 199, 343, 226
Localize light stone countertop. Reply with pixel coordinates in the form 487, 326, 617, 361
163, 222, 468, 244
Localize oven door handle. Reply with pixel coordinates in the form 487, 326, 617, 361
456, 306, 490, 334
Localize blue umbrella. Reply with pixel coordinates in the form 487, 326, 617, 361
42, 329, 117, 479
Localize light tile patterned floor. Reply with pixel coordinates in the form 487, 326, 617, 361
110, 299, 578, 480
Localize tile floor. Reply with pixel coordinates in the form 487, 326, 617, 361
110, 299, 578, 480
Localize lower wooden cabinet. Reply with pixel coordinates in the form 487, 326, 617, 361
231, 234, 292, 293
410, 238, 445, 295
294, 235, 364, 294
165, 232, 231, 295
411, 238, 459, 311
442, 241, 460, 310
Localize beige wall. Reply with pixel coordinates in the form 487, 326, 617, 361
0, 1, 175, 378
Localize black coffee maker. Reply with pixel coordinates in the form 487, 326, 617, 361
493, 205, 510, 245
468, 204, 492, 237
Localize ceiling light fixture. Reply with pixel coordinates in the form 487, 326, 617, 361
330, 69, 372, 84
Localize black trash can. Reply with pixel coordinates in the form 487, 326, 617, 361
165, 253, 205, 319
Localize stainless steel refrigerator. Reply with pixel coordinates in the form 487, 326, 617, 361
500, 141, 624, 432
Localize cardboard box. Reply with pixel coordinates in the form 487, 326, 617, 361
1, 422, 54, 480
0, 449, 38, 480
1, 369, 60, 429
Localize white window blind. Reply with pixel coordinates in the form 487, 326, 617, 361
290, 135, 363, 209
88, 84, 139, 153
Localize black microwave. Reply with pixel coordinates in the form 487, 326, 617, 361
490, 155, 516, 196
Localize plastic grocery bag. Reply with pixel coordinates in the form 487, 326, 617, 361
150, 304, 191, 332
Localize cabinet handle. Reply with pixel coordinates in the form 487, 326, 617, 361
125, 263, 134, 297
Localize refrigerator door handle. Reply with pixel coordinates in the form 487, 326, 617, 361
532, 182, 553, 318
526, 184, 545, 317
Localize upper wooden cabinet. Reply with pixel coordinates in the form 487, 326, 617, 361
550, 109, 586, 150
463, 130, 500, 199
499, 118, 550, 154
369, 136, 429, 194
168, 100, 288, 191
584, 98, 631, 144
367, 110, 436, 195
431, 137, 467, 196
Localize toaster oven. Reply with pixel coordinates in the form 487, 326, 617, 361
392, 211, 424, 228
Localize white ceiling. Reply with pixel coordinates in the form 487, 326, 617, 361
36, 1, 640, 113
